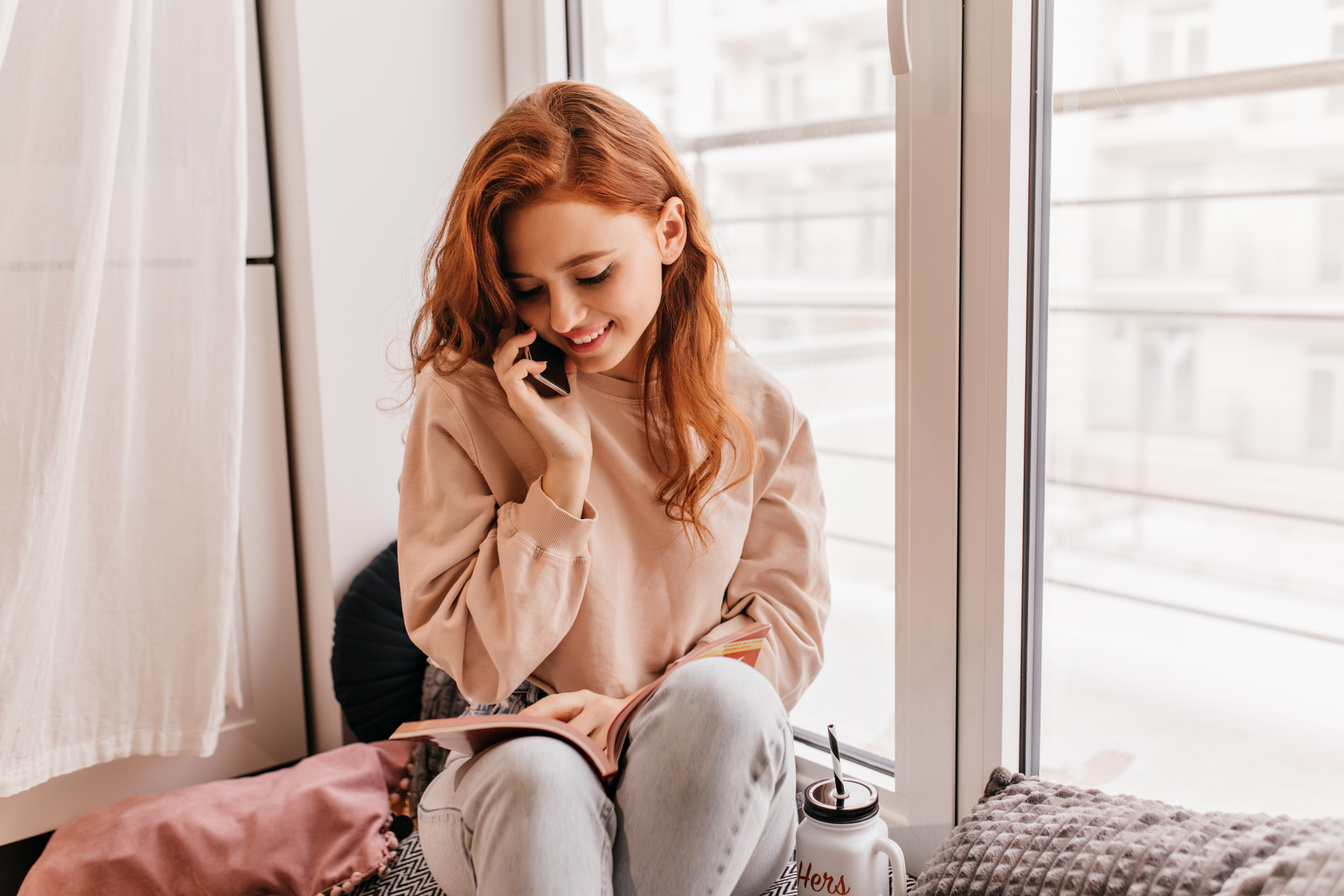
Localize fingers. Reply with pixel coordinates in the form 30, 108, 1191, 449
492, 328, 547, 394
492, 327, 536, 371
518, 690, 585, 722
567, 699, 618, 738
516, 690, 619, 737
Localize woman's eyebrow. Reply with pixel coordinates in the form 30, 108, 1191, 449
505, 249, 614, 279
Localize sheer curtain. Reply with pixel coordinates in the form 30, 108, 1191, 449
0, 0, 247, 796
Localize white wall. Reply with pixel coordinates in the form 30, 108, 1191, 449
260, 0, 506, 751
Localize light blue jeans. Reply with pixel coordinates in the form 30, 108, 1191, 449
417, 657, 797, 896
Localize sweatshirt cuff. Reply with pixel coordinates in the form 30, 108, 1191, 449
500, 477, 597, 557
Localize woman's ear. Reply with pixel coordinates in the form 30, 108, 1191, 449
657, 197, 688, 264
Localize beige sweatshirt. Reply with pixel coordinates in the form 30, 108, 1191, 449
397, 352, 829, 711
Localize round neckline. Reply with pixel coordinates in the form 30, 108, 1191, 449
576, 370, 649, 401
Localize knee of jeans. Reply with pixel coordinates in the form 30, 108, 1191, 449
658, 656, 788, 737
419, 759, 457, 814
416, 767, 477, 896
473, 736, 605, 814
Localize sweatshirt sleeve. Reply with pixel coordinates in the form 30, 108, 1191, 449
698, 406, 830, 712
397, 376, 596, 704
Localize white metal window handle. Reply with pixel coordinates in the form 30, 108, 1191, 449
887, 0, 912, 74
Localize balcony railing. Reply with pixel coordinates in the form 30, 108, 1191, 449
1053, 58, 1344, 113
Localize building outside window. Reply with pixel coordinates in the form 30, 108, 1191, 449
1044, 0, 1344, 817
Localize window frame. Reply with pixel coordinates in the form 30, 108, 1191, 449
956, 0, 1040, 824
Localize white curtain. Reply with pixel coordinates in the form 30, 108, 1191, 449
0, 0, 247, 796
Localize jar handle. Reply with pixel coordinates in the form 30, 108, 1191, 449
872, 836, 908, 896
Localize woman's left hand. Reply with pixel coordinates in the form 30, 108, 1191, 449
520, 689, 630, 741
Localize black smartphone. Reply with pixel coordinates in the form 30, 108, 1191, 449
523, 334, 570, 396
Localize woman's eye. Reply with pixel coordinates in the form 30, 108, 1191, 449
577, 266, 612, 287
510, 284, 544, 300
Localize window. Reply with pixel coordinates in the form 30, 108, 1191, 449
580, 0, 900, 775
1148, 6, 1210, 80
1039, 0, 1344, 817
765, 58, 806, 124
1330, 22, 1344, 113
859, 46, 896, 114
1307, 358, 1344, 456
1141, 168, 1205, 275
1322, 194, 1344, 284
1140, 327, 1197, 430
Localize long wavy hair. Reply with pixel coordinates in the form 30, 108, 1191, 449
410, 81, 757, 547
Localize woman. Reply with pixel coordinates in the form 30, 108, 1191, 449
398, 81, 830, 896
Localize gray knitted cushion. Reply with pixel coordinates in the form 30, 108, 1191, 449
912, 767, 1344, 896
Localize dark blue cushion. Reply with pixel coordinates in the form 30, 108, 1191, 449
331, 541, 427, 742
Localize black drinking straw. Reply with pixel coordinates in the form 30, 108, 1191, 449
827, 724, 847, 803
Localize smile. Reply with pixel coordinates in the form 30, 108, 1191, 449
564, 323, 610, 347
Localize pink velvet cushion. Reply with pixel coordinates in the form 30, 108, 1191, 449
20, 740, 415, 896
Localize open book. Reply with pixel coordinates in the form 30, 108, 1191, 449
390, 621, 771, 784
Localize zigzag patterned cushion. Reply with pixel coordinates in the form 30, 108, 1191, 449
348, 831, 432, 896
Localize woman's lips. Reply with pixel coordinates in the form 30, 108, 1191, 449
562, 322, 612, 354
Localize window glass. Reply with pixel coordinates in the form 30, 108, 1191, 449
1042, 0, 1344, 815
581, 0, 897, 766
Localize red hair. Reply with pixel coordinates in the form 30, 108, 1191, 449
410, 81, 756, 546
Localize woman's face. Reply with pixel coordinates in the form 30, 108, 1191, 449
500, 197, 686, 383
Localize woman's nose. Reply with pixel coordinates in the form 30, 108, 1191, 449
548, 287, 588, 334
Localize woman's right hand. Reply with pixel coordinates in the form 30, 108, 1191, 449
493, 328, 592, 516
